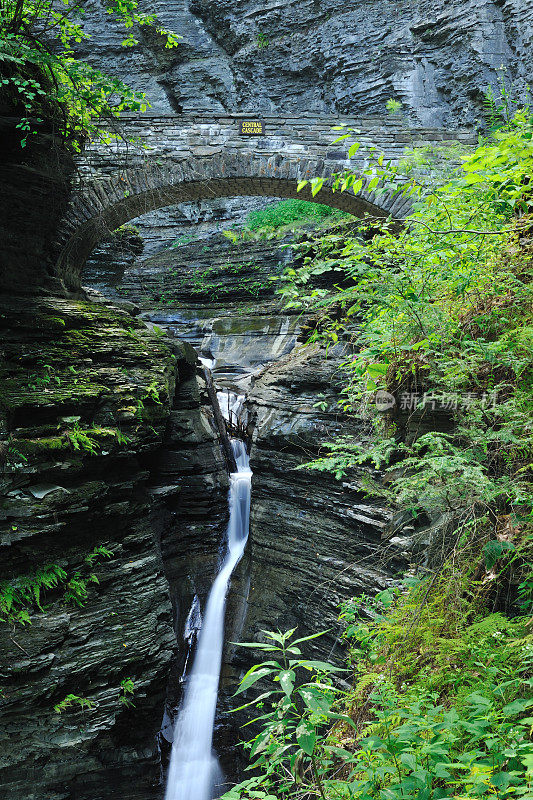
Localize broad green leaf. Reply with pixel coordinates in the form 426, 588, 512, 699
296, 722, 316, 755
503, 699, 533, 717
278, 669, 295, 696
235, 667, 273, 695
311, 178, 324, 197
299, 660, 344, 673
250, 729, 271, 758
299, 686, 332, 714
291, 629, 329, 645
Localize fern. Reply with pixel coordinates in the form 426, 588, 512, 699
0, 546, 113, 625
0, 564, 67, 624
63, 572, 98, 607
84, 545, 113, 565
66, 423, 99, 454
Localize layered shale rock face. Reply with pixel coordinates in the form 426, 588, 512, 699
239, 344, 415, 663
104, 232, 289, 307
0, 297, 228, 799
84, 230, 300, 384
81, 0, 533, 125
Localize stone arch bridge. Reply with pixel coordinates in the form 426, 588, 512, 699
55, 114, 473, 293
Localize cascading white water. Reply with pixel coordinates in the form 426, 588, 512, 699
164, 439, 252, 800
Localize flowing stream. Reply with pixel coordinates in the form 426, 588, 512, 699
164, 438, 252, 800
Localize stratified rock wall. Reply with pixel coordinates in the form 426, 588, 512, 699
240, 345, 412, 663
81, 0, 533, 126
0, 297, 227, 799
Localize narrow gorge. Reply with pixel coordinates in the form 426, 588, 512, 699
1, 2, 532, 800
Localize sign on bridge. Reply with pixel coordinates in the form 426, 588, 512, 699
239, 120, 265, 136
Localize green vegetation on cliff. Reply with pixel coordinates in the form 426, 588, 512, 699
0, 545, 113, 626
224, 569, 532, 800
246, 199, 346, 235
0, 0, 179, 145
223, 113, 533, 799
283, 110, 533, 540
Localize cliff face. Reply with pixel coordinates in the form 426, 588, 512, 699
238, 344, 413, 662
79, 0, 533, 125
0, 296, 229, 799
0, 116, 73, 295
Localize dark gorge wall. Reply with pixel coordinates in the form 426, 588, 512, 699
78, 0, 533, 125
0, 292, 230, 798
0, 115, 73, 295
0, 298, 174, 799
239, 344, 414, 662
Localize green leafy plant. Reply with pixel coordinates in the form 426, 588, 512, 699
63, 546, 113, 607
284, 109, 533, 532
224, 629, 348, 800
386, 98, 403, 115
5, 443, 29, 465
0, 546, 113, 624
65, 422, 99, 455
143, 382, 162, 404
224, 577, 533, 800
54, 694, 96, 714
483, 69, 530, 132
0, 0, 180, 147
256, 32, 269, 49
84, 545, 114, 565
0, 563, 67, 626
246, 199, 346, 235
119, 677, 135, 708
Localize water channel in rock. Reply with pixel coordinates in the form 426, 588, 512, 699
164, 438, 252, 800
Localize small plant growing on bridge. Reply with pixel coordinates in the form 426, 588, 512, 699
386, 97, 403, 115
256, 32, 269, 49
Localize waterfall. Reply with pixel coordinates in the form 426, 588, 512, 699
164, 439, 252, 800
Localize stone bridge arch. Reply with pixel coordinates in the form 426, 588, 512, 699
55, 152, 413, 293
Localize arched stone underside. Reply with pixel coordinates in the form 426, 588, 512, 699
55, 154, 413, 292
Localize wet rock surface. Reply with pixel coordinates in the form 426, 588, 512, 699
239, 344, 411, 664
0, 297, 228, 799
86, 229, 301, 386
112, 232, 291, 307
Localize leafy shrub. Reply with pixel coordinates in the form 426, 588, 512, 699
119, 677, 136, 708
223, 109, 533, 800
54, 694, 96, 714
0, 0, 180, 146
223, 579, 533, 800
281, 110, 533, 532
